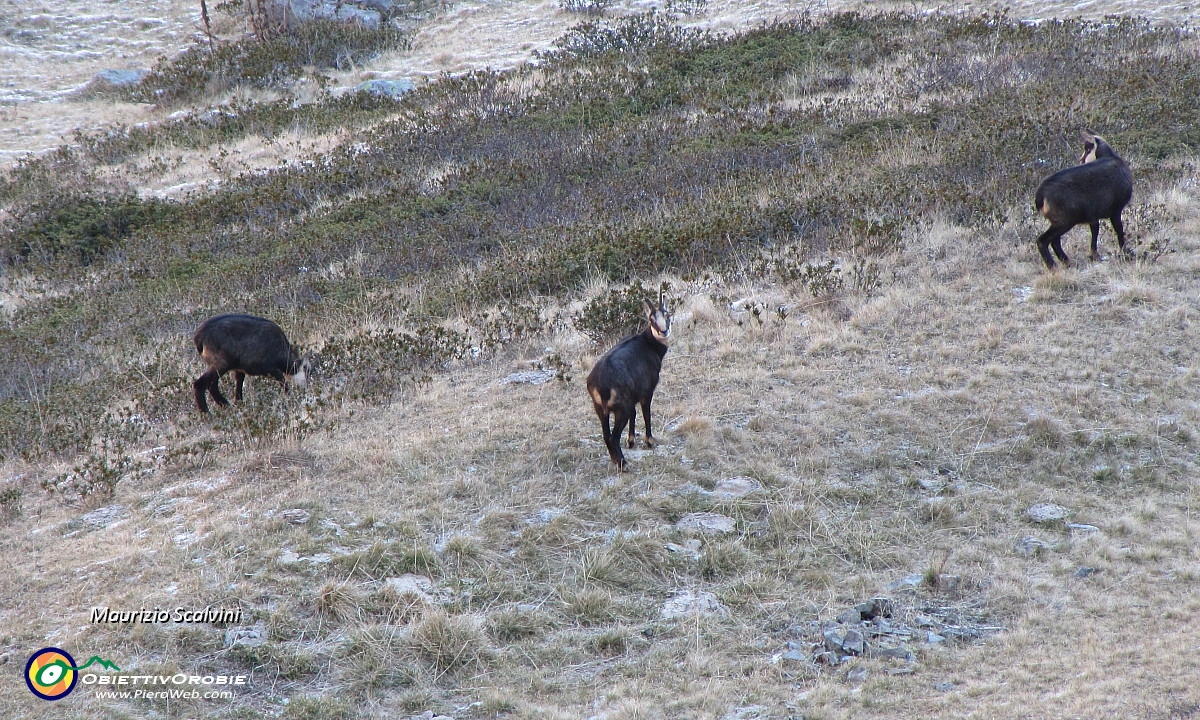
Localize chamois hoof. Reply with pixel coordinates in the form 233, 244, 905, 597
644, 436, 656, 449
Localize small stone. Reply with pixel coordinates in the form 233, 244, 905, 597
846, 666, 869, 684
723, 704, 768, 720
92, 69, 149, 87
918, 477, 946, 493
224, 623, 266, 648
710, 476, 764, 498
1073, 566, 1099, 578
81, 505, 126, 529
933, 681, 955, 691
823, 628, 845, 652
814, 651, 842, 665
676, 512, 736, 535
874, 646, 915, 661
1067, 523, 1100, 533
886, 573, 924, 591
661, 590, 728, 619
926, 632, 946, 644
281, 509, 311, 524
842, 628, 865, 655
935, 574, 961, 593
1026, 503, 1071, 523
858, 598, 892, 619
502, 369, 555, 385
1015, 535, 1053, 556
837, 607, 864, 625
778, 649, 807, 663
385, 574, 436, 601
886, 666, 914, 675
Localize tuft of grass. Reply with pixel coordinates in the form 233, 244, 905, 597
408, 610, 489, 673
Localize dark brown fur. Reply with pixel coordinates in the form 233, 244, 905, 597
585, 295, 671, 472
192, 314, 309, 413
1034, 132, 1134, 269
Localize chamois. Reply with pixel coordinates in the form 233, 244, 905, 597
1034, 131, 1134, 269
586, 293, 671, 472
192, 314, 309, 413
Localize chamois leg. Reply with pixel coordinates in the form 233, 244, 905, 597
640, 394, 656, 448
234, 370, 246, 402
609, 408, 631, 471
193, 371, 216, 413
1111, 214, 1134, 258
207, 372, 231, 408
1036, 226, 1071, 269
1088, 220, 1102, 261
627, 405, 638, 448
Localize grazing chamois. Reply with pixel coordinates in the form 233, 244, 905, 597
586, 293, 671, 472
192, 314, 309, 413
1034, 131, 1134, 269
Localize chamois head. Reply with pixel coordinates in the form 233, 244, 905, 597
643, 291, 671, 344
1078, 130, 1116, 165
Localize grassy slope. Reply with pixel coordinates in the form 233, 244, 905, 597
1, 10, 1199, 720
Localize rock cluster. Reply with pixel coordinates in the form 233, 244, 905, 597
777, 595, 1002, 668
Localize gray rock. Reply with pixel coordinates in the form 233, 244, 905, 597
926, 631, 946, 644
842, 628, 865, 655
358, 78, 416, 98
1073, 566, 1099, 578
846, 665, 869, 684
280, 508, 311, 524
933, 681, 955, 691
1067, 522, 1100, 533
661, 590, 727, 619
722, 705, 768, 720
1015, 535, 1053, 556
1026, 503, 1070, 523
664, 539, 702, 560
268, 0, 381, 29
934, 573, 961, 593
823, 628, 845, 652
837, 607, 864, 625
814, 651, 842, 665
501, 369, 554, 385
385, 574, 437, 602
336, 4, 381, 26
873, 646, 915, 661
675, 512, 736, 535
858, 598, 892, 619
886, 573, 924, 591
81, 504, 126, 529
93, 69, 148, 87
224, 623, 266, 648
710, 476, 763, 498
361, 0, 393, 10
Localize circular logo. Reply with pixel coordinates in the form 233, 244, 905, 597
25, 648, 78, 701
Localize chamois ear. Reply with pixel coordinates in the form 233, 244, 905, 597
643, 297, 656, 317
1081, 129, 1096, 143
658, 288, 666, 310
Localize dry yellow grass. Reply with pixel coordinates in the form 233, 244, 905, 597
3, 2, 1200, 719
2, 171, 1198, 718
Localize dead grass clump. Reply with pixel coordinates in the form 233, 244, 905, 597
333, 540, 440, 580
338, 625, 419, 695
316, 580, 361, 621
564, 588, 618, 627
487, 607, 557, 642
282, 695, 356, 720
408, 610, 490, 673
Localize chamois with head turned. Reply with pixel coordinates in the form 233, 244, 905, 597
586, 293, 671, 472
192, 314, 310, 413
1034, 131, 1134, 270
